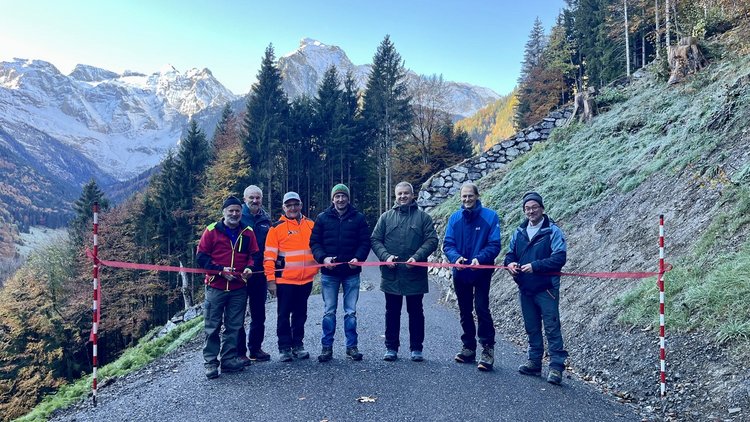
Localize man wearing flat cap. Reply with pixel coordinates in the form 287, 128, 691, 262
310, 183, 370, 362
504, 191, 568, 385
197, 196, 259, 379
264, 192, 318, 362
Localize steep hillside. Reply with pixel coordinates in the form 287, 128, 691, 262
429, 23, 750, 420
455, 91, 518, 152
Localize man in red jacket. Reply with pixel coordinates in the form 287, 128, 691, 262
197, 196, 259, 379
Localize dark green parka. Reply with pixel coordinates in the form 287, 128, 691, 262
370, 201, 438, 295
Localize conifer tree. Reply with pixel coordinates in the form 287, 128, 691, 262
361, 35, 413, 213
69, 179, 110, 245
244, 44, 289, 212
515, 17, 549, 129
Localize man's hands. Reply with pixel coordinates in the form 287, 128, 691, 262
267, 280, 277, 298
241, 268, 252, 280
323, 256, 337, 269
348, 258, 359, 269
386, 255, 398, 268
455, 257, 481, 270
506, 262, 533, 276
221, 267, 237, 281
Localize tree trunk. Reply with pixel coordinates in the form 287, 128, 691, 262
566, 87, 598, 125
179, 261, 193, 309
665, 0, 671, 50
655, 0, 660, 59
667, 37, 708, 85
624, 0, 631, 77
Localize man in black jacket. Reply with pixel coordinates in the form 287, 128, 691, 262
310, 184, 371, 362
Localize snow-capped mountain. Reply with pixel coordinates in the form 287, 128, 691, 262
279, 38, 501, 119
0, 58, 237, 181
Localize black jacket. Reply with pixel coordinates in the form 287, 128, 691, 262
310, 204, 370, 277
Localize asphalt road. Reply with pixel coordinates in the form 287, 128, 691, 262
53, 262, 639, 422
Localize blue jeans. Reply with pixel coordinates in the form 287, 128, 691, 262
320, 274, 360, 348
519, 288, 568, 371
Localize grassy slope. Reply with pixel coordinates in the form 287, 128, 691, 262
432, 26, 750, 346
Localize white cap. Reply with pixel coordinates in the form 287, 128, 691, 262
282, 191, 301, 203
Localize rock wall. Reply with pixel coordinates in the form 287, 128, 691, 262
417, 105, 573, 212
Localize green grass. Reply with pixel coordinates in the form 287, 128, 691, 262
431, 37, 750, 348
16, 316, 204, 422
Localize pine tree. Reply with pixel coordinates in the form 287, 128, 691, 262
515, 17, 549, 129
244, 44, 289, 212
361, 35, 413, 213
69, 179, 110, 244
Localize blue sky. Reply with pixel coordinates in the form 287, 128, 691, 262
0, 0, 565, 96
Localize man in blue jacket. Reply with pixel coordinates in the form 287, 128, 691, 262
236, 185, 272, 363
310, 183, 371, 362
443, 182, 501, 371
504, 191, 568, 385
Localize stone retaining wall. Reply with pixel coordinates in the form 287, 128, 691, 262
417, 105, 573, 211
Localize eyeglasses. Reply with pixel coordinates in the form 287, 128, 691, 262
285, 202, 302, 208
524, 205, 541, 213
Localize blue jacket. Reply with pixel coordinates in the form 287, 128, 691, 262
443, 200, 501, 283
241, 204, 271, 272
504, 215, 567, 295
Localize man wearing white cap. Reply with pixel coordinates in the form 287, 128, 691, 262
264, 192, 318, 362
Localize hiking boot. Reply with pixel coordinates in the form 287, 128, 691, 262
204, 363, 219, 379
547, 368, 563, 385
279, 348, 293, 362
220, 358, 245, 373
238, 356, 252, 367
454, 347, 476, 363
383, 349, 398, 361
410, 350, 424, 362
249, 349, 271, 362
318, 346, 333, 362
477, 347, 494, 371
518, 360, 542, 376
292, 346, 310, 360
346, 347, 363, 361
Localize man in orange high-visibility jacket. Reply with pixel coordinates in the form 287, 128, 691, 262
264, 192, 318, 362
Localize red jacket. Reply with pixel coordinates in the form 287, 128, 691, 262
197, 219, 259, 291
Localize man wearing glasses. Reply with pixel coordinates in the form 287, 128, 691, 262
504, 191, 568, 385
264, 192, 318, 362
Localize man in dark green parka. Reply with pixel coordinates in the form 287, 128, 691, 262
371, 181, 438, 362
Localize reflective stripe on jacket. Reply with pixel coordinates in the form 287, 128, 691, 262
196, 219, 259, 291
264, 215, 317, 285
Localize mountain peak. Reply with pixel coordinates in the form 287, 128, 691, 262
69, 64, 119, 82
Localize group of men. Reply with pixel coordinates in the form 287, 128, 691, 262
196, 181, 568, 385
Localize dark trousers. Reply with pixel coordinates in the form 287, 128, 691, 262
520, 288, 568, 371
203, 286, 247, 365
237, 272, 268, 356
384, 292, 425, 352
276, 282, 313, 351
454, 278, 495, 350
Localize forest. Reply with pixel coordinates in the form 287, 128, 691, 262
1, 0, 749, 419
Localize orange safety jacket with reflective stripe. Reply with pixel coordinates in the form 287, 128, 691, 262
264, 214, 317, 285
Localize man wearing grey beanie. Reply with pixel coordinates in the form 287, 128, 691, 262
504, 191, 569, 385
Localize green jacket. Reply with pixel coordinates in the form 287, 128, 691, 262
371, 201, 439, 295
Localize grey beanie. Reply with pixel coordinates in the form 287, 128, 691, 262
522, 191, 544, 209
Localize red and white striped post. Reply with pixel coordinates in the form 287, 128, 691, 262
91, 202, 100, 406
658, 214, 666, 397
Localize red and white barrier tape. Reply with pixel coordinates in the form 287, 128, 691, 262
658, 215, 667, 397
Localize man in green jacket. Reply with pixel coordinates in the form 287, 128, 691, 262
371, 181, 438, 362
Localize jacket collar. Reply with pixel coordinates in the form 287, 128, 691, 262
392, 200, 418, 213
461, 200, 483, 219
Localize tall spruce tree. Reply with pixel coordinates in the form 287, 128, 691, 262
244, 44, 289, 212
69, 179, 110, 244
515, 17, 549, 129
361, 35, 413, 213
